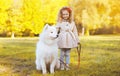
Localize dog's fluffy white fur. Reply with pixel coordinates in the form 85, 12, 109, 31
35, 24, 60, 74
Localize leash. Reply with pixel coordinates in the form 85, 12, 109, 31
59, 59, 69, 68
77, 43, 81, 68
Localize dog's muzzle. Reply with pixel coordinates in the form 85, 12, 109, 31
51, 35, 59, 40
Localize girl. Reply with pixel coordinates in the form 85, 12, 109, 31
56, 7, 80, 70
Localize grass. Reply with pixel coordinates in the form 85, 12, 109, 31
0, 36, 120, 76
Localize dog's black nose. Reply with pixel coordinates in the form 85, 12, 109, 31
57, 34, 59, 37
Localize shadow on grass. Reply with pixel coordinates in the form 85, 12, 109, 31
0, 54, 36, 75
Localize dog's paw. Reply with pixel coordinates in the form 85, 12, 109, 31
36, 66, 41, 70
42, 70, 47, 74
50, 68, 55, 74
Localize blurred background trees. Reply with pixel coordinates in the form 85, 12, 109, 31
71, 0, 120, 35
0, 0, 120, 37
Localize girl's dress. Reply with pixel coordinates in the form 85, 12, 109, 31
56, 21, 79, 49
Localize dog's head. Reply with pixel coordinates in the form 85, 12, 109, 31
43, 24, 58, 40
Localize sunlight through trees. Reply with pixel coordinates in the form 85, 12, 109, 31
0, 0, 120, 37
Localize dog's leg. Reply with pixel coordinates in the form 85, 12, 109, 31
55, 59, 60, 69
50, 59, 57, 74
40, 59, 47, 74
35, 58, 41, 70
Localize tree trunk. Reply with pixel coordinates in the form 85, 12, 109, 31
11, 32, 15, 38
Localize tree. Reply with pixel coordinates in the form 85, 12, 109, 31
22, 0, 44, 35
0, 0, 12, 36
109, 0, 120, 33
69, 0, 119, 35
0, 0, 69, 37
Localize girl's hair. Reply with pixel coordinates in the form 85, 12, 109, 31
57, 6, 73, 23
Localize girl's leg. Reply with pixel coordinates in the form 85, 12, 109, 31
60, 49, 65, 70
65, 48, 71, 70
65, 48, 71, 64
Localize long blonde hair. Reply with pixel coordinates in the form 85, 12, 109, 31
57, 7, 73, 23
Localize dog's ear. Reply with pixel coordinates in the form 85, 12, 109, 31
43, 24, 49, 31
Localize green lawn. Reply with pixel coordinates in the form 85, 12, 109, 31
0, 36, 120, 76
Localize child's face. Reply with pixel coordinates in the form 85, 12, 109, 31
62, 10, 70, 20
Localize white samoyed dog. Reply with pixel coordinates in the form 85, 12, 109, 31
35, 24, 60, 74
